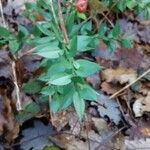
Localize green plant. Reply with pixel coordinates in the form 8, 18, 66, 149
1, 0, 149, 121
102, 0, 150, 19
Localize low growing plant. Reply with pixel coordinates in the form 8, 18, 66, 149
0, 0, 148, 120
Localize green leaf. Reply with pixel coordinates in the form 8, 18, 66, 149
73, 91, 85, 121
25, 2, 36, 10
107, 40, 116, 52
41, 86, 55, 96
23, 79, 44, 94
61, 87, 75, 110
32, 25, 42, 36
18, 25, 29, 40
112, 24, 120, 37
28, 36, 55, 45
68, 36, 77, 56
42, 146, 61, 150
35, 49, 63, 59
117, 1, 126, 11
98, 22, 107, 37
48, 73, 72, 86
65, 10, 76, 34
126, 0, 137, 9
8, 39, 20, 54
51, 23, 61, 42
77, 35, 92, 52
24, 102, 40, 113
80, 21, 92, 34
120, 37, 132, 49
79, 85, 98, 101
36, 22, 52, 35
35, 42, 63, 59
50, 95, 61, 113
77, 12, 87, 20
75, 59, 100, 77
0, 26, 10, 38
38, 96, 49, 106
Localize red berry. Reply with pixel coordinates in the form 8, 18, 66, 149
75, 0, 87, 13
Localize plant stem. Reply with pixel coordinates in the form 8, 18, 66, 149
57, 0, 69, 44
49, 0, 58, 26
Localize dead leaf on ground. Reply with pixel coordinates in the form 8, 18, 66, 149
124, 137, 150, 150
92, 117, 108, 134
95, 40, 149, 70
91, 93, 121, 124
0, 50, 13, 79
141, 91, 150, 113
18, 120, 54, 150
133, 97, 144, 117
102, 67, 137, 84
101, 82, 121, 95
86, 73, 101, 89
3, 0, 34, 15
0, 88, 19, 144
52, 129, 124, 150
133, 91, 150, 117
50, 108, 75, 132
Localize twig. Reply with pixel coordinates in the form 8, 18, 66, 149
12, 61, 22, 111
0, 0, 7, 28
57, 0, 69, 44
95, 126, 126, 150
99, 0, 119, 26
101, 12, 114, 27
109, 68, 150, 99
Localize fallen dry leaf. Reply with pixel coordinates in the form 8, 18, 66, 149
92, 93, 121, 124
133, 97, 144, 117
86, 73, 101, 89
50, 108, 74, 131
0, 88, 19, 143
92, 117, 108, 133
102, 67, 137, 84
141, 91, 150, 112
101, 82, 121, 95
124, 138, 150, 150
133, 91, 150, 117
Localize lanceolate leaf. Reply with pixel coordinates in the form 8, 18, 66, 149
120, 37, 132, 49
79, 85, 98, 101
75, 59, 101, 77
34, 42, 63, 58
0, 26, 10, 38
69, 36, 77, 56
50, 96, 61, 112
48, 73, 72, 86
77, 35, 92, 51
8, 39, 20, 54
73, 91, 85, 121
65, 10, 76, 34
23, 79, 44, 94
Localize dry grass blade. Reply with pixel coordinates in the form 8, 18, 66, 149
0, 0, 7, 27
110, 68, 150, 99
12, 61, 22, 111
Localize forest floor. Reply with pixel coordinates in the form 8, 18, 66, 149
0, 0, 150, 150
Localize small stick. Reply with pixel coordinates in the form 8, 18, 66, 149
0, 0, 7, 28
57, 0, 69, 44
109, 68, 150, 99
99, 0, 119, 27
12, 61, 22, 111
101, 12, 114, 27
